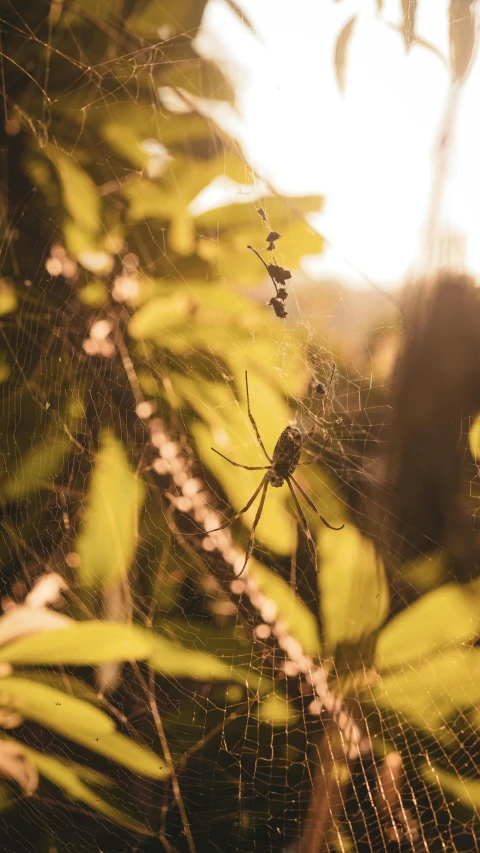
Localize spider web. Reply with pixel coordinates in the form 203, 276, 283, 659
0, 2, 479, 853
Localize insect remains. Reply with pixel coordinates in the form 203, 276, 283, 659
209, 372, 343, 575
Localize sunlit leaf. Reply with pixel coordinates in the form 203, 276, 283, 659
176, 373, 296, 557
4, 433, 70, 500
335, 16, 357, 92
26, 749, 152, 834
401, 0, 417, 48
71, 729, 167, 778
374, 647, 480, 731
76, 431, 146, 588
0, 606, 72, 648
422, 761, 480, 812
149, 632, 249, 684
249, 559, 321, 657
0, 740, 38, 796
376, 578, 480, 671
126, 0, 208, 37
46, 146, 101, 235
449, 0, 477, 81
0, 621, 153, 665
258, 693, 298, 727
319, 525, 388, 652
0, 677, 115, 739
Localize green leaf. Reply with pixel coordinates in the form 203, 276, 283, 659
318, 525, 389, 652
422, 761, 480, 812
26, 749, 152, 834
149, 632, 246, 683
46, 146, 101, 235
0, 621, 153, 666
249, 559, 321, 657
70, 729, 167, 778
126, 0, 208, 37
469, 413, 480, 460
176, 373, 296, 557
374, 647, 480, 731
258, 693, 299, 727
4, 433, 70, 500
76, 431, 146, 588
376, 578, 480, 671
129, 293, 190, 339
0, 677, 115, 740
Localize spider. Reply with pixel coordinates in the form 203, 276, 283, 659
209, 371, 344, 575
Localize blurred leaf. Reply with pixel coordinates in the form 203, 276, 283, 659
129, 292, 190, 338
0, 281, 17, 316
149, 632, 253, 685
249, 559, 321, 657
374, 647, 480, 730
70, 729, 167, 778
126, 0, 208, 37
0, 621, 153, 665
449, 0, 477, 81
223, 0, 256, 34
176, 373, 296, 557
335, 16, 357, 92
0, 740, 38, 796
26, 749, 152, 834
401, 0, 417, 48
469, 412, 480, 459
164, 57, 235, 104
0, 677, 115, 739
422, 761, 480, 812
258, 693, 298, 727
4, 433, 70, 500
0, 606, 71, 647
76, 431, 146, 588
318, 525, 388, 652
46, 146, 101, 236
376, 578, 480, 671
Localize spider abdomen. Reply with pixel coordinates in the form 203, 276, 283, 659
269, 426, 303, 486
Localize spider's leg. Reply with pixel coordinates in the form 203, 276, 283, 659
245, 371, 272, 462
236, 479, 269, 576
286, 478, 319, 570
290, 474, 344, 531
205, 474, 268, 534
212, 448, 269, 471
296, 436, 330, 466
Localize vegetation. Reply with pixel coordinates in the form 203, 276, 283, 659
0, 2, 479, 852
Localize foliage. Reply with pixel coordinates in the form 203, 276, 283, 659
0, 1, 479, 851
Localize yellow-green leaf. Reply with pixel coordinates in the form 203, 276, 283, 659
0, 677, 115, 739
249, 559, 321, 657
76, 431, 146, 588
27, 750, 152, 834
376, 578, 480, 671
46, 147, 101, 235
0, 621, 153, 666
5, 434, 70, 500
318, 525, 389, 652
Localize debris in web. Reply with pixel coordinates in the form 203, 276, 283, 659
248, 212, 292, 319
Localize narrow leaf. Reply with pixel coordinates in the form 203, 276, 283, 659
0, 621, 153, 666
26, 750, 152, 834
335, 16, 357, 92
76, 431, 146, 588
0, 677, 115, 739
449, 0, 477, 81
401, 0, 417, 48
46, 146, 101, 235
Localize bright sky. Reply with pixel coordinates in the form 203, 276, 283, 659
200, 0, 480, 290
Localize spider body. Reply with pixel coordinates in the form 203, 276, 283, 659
268, 426, 303, 487
209, 371, 343, 575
